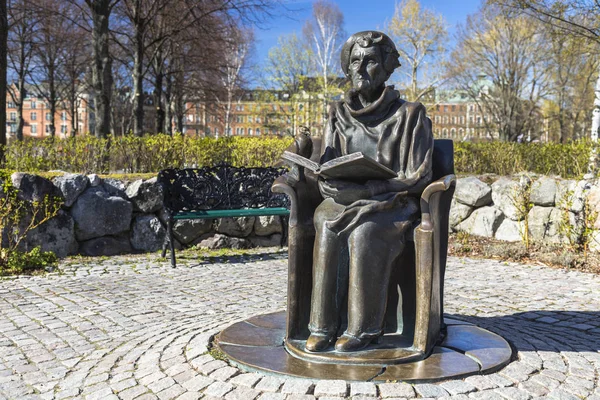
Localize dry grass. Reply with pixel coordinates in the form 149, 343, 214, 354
449, 233, 600, 274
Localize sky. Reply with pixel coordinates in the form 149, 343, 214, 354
252, 0, 485, 70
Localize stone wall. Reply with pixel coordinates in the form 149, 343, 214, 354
451, 175, 600, 251
7, 172, 600, 258
8, 173, 284, 257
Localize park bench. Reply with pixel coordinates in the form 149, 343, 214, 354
158, 165, 290, 267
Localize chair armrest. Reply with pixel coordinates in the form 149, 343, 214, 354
272, 176, 299, 226
272, 175, 321, 228
419, 174, 456, 230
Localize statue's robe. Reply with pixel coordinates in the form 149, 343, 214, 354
309, 86, 434, 340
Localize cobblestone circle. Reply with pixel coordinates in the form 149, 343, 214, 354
0, 251, 599, 400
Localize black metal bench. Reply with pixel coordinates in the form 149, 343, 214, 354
158, 165, 290, 267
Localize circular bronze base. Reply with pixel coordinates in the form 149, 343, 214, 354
216, 311, 513, 382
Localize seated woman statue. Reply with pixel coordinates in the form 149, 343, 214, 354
306, 31, 434, 353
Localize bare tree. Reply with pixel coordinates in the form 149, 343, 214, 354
302, 0, 345, 97
7, 0, 40, 141
0, 0, 7, 154
448, 6, 551, 141
385, 0, 448, 102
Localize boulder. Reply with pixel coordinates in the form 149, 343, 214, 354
173, 219, 212, 244
125, 177, 164, 213
11, 172, 60, 202
494, 218, 524, 242
248, 233, 283, 247
87, 174, 102, 187
215, 217, 255, 237
529, 177, 557, 206
79, 235, 132, 256
71, 187, 133, 241
253, 215, 284, 236
130, 215, 166, 252
527, 206, 563, 243
52, 174, 89, 207
589, 230, 600, 253
555, 179, 576, 208
449, 199, 473, 230
102, 178, 128, 198
454, 177, 492, 207
21, 211, 78, 258
570, 180, 590, 214
491, 177, 524, 221
195, 233, 250, 249
455, 206, 503, 238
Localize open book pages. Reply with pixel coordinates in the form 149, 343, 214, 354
281, 151, 397, 181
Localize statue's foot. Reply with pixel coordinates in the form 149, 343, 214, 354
305, 334, 335, 352
334, 334, 378, 352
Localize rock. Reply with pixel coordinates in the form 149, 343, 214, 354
79, 235, 132, 256
87, 174, 102, 187
173, 219, 213, 244
130, 215, 166, 252
125, 177, 164, 213
71, 187, 133, 241
102, 178, 128, 198
52, 174, 89, 207
495, 218, 524, 242
455, 206, 503, 238
11, 172, 60, 202
527, 206, 563, 243
587, 182, 600, 219
449, 199, 473, 229
215, 217, 255, 237
253, 215, 283, 236
248, 233, 283, 247
21, 211, 78, 258
454, 177, 492, 207
570, 180, 590, 213
555, 179, 577, 208
589, 230, 600, 252
195, 233, 250, 249
491, 177, 524, 221
530, 177, 557, 206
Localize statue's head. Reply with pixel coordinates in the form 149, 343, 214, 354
341, 31, 401, 95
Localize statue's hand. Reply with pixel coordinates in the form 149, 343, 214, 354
318, 178, 372, 205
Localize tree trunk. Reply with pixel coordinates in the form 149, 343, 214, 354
0, 0, 7, 156
164, 73, 172, 135
154, 71, 164, 134
132, 25, 144, 137
590, 70, 600, 142
48, 71, 56, 138
16, 75, 25, 141
90, 1, 113, 139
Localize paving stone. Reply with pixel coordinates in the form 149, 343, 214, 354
257, 393, 286, 400
225, 387, 261, 400
285, 395, 316, 400
494, 387, 533, 400
349, 382, 377, 397
181, 375, 213, 391
313, 380, 347, 397
440, 380, 477, 395
414, 383, 450, 398
281, 380, 314, 395
254, 376, 284, 392
204, 381, 235, 397
209, 366, 238, 381
377, 383, 416, 398
229, 372, 262, 388
465, 375, 499, 390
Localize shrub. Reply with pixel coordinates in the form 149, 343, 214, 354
0, 169, 61, 275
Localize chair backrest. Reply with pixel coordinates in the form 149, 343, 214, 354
432, 139, 454, 181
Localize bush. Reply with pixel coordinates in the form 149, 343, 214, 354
3, 135, 295, 174
454, 140, 593, 178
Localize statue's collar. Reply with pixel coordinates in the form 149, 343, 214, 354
344, 86, 400, 119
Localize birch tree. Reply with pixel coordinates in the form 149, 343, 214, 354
302, 0, 344, 97
385, 0, 448, 102
0, 0, 7, 154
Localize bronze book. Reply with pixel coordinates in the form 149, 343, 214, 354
281, 151, 397, 181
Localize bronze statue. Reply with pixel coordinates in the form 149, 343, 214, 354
215, 31, 513, 381
299, 31, 434, 352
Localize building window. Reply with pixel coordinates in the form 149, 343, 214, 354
46, 112, 51, 121
248, 128, 253, 136
31, 124, 37, 134
256, 116, 261, 123
248, 116, 253, 123
61, 125, 67, 134
31, 112, 37, 121
236, 115, 244, 123
444, 105, 448, 112
61, 111, 67, 121
45, 125, 50, 133
256, 128, 260, 136
206, 127, 211, 136
235, 104, 244, 111
9, 112, 16, 121
31, 101, 37, 109
187, 114, 193, 122
7, 101, 15, 108
451, 105, 455, 111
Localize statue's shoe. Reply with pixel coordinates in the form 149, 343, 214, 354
305, 334, 335, 352
334, 334, 379, 352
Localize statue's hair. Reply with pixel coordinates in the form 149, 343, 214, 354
340, 31, 401, 78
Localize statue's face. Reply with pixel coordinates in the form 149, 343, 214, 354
348, 45, 387, 95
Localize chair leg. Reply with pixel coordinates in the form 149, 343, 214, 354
167, 217, 176, 268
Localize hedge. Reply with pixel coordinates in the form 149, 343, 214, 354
1, 135, 595, 178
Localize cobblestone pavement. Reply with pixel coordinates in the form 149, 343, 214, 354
0, 251, 599, 400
